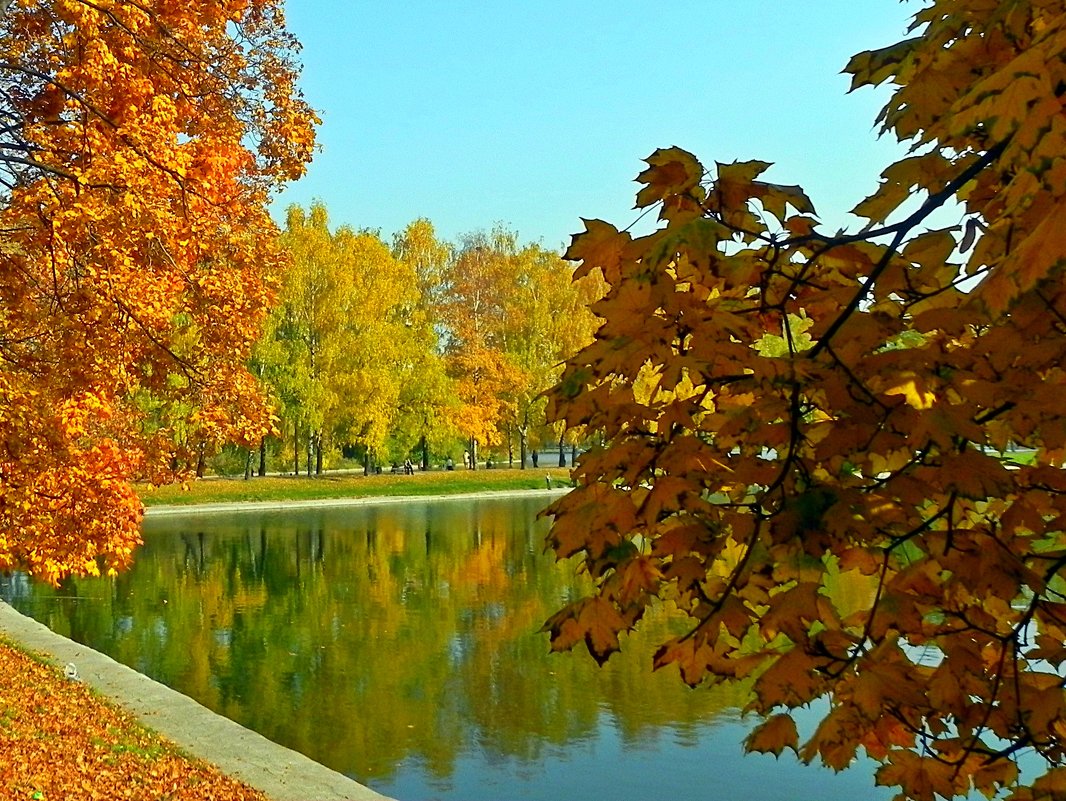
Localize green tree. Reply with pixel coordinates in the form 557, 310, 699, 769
544, 3, 1066, 800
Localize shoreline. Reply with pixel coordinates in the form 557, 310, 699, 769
143, 486, 570, 517
0, 600, 392, 800
2, 487, 571, 800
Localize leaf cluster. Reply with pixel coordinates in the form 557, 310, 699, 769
545, 3, 1066, 799
0, 0, 317, 582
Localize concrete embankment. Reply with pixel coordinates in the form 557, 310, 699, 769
0, 600, 390, 801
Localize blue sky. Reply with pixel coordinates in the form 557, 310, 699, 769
272, 2, 919, 251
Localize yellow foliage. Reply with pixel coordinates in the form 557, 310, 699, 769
0, 0, 316, 582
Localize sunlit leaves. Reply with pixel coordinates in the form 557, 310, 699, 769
0, 0, 316, 581
544, 2, 1066, 800
565, 219, 632, 283
634, 147, 705, 210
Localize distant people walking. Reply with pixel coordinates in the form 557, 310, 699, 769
531, 450, 539, 468
403, 458, 413, 475
463, 450, 470, 469
446, 456, 454, 471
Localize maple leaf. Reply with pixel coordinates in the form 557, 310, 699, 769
634, 147, 705, 209
884, 373, 937, 410
756, 182, 817, 220
565, 218, 633, 283
542, 596, 629, 666
744, 713, 799, 757
876, 751, 957, 801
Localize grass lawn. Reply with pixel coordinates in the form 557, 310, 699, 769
137, 466, 574, 507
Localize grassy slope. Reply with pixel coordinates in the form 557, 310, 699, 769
137, 467, 573, 507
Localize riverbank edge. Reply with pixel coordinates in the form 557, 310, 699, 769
2, 488, 570, 801
143, 486, 570, 516
0, 600, 391, 801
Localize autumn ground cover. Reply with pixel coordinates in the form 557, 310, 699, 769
138, 467, 573, 507
0, 637, 267, 801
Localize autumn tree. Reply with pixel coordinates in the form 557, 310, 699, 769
334, 224, 424, 467
260, 204, 422, 474
391, 218, 459, 469
0, 0, 316, 583
544, 3, 1066, 800
439, 228, 525, 468
499, 243, 602, 468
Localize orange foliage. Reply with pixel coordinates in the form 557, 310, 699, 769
0, 639, 268, 800
0, 1, 316, 582
546, 2, 1066, 799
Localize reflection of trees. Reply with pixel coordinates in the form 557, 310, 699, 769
12, 498, 794, 784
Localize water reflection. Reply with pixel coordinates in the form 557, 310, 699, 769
3, 496, 891, 801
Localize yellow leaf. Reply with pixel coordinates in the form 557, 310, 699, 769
564, 218, 632, 283
884, 374, 936, 410
901, 229, 956, 269
634, 147, 704, 209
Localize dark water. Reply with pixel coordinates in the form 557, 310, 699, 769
3, 495, 891, 800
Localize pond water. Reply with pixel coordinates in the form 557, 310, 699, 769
2, 495, 893, 801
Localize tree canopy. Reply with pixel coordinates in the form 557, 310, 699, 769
545, 2, 1066, 799
258, 204, 423, 474
0, 0, 316, 583
255, 209, 602, 476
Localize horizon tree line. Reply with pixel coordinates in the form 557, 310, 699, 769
203, 202, 604, 478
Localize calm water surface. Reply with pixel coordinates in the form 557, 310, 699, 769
3, 495, 892, 801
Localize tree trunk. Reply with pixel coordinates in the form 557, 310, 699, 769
315, 432, 324, 475
420, 434, 429, 471
293, 423, 300, 476
519, 425, 528, 470
558, 430, 566, 467
469, 436, 478, 471
306, 433, 313, 477
363, 451, 371, 476
244, 448, 253, 480
195, 443, 206, 478
571, 441, 578, 467
259, 436, 267, 477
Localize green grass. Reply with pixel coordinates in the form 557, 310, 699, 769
137, 466, 573, 507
